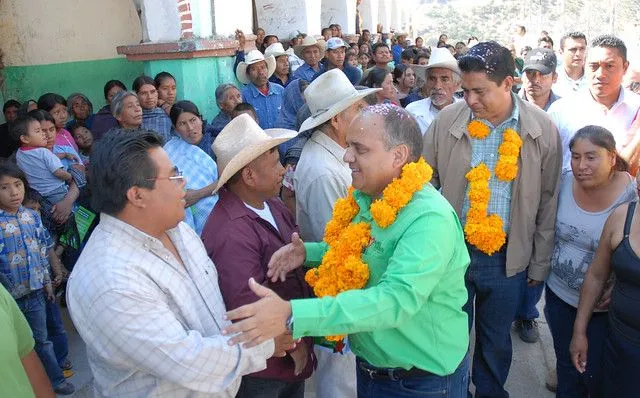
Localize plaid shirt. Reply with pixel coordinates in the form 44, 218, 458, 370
142, 107, 173, 143
164, 137, 219, 234
67, 214, 274, 397
461, 94, 521, 233
0, 207, 52, 299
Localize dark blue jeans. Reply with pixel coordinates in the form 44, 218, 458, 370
16, 289, 65, 388
544, 287, 607, 398
356, 353, 470, 397
464, 247, 527, 398
515, 282, 544, 320
601, 322, 640, 397
46, 298, 69, 366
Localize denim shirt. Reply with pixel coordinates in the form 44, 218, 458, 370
0, 207, 52, 299
241, 82, 285, 129
293, 63, 325, 82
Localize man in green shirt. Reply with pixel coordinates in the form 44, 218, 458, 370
223, 104, 471, 397
0, 284, 55, 398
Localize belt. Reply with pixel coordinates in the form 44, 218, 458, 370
357, 360, 434, 381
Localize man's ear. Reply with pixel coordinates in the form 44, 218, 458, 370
125, 186, 147, 209
392, 144, 410, 169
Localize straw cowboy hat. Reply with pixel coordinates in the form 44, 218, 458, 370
425, 47, 461, 75
293, 36, 326, 60
211, 114, 298, 193
235, 50, 276, 85
264, 42, 294, 58
299, 69, 380, 132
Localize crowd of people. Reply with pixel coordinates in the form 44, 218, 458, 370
1, 19, 640, 398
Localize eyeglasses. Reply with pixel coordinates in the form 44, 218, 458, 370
146, 167, 184, 183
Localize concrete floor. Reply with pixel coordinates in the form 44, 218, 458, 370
58, 298, 556, 398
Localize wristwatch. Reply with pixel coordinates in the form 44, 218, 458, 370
285, 314, 294, 334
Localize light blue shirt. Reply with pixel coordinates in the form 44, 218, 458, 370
292, 63, 325, 82
164, 137, 218, 234
241, 82, 285, 130
461, 93, 520, 233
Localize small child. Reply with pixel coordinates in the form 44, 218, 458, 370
12, 116, 73, 208
347, 52, 359, 68
70, 125, 93, 165
232, 102, 258, 122
0, 163, 75, 395
358, 53, 371, 71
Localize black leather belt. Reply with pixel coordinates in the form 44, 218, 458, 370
357, 360, 434, 380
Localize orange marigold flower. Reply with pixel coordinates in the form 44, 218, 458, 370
466, 163, 492, 181
495, 162, 518, 181
468, 120, 491, 139
503, 129, 523, 147
371, 200, 397, 228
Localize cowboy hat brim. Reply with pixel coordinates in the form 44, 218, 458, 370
299, 87, 381, 132
236, 55, 277, 85
212, 128, 298, 194
294, 39, 326, 61
265, 47, 295, 58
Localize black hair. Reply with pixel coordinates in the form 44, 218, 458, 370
415, 52, 430, 63
360, 67, 390, 88
154, 71, 176, 88
264, 35, 278, 43
372, 42, 390, 55
458, 41, 514, 85
438, 34, 448, 42
455, 41, 466, 47
103, 80, 127, 101
90, 129, 163, 215
23, 187, 43, 206
233, 102, 257, 115
560, 31, 587, 50
401, 48, 417, 62
17, 100, 37, 117
322, 27, 332, 35
362, 29, 370, 34
37, 93, 66, 112
169, 100, 201, 127
467, 36, 479, 44
3, 100, 20, 113
132, 75, 156, 93
0, 161, 28, 188
28, 109, 56, 125
538, 36, 554, 48
10, 115, 38, 145
569, 125, 628, 172
591, 34, 627, 63
69, 123, 91, 136
393, 64, 410, 84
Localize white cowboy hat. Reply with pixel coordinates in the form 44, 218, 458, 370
264, 42, 294, 58
293, 36, 326, 60
299, 69, 380, 132
425, 47, 461, 75
211, 114, 298, 193
235, 50, 276, 85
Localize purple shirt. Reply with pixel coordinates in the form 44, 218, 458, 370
201, 188, 315, 382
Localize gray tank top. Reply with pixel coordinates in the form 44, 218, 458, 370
547, 170, 637, 308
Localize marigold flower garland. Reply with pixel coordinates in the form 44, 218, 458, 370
465, 123, 523, 255
305, 158, 433, 342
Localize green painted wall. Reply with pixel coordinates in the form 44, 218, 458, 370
144, 55, 240, 122
2, 57, 144, 116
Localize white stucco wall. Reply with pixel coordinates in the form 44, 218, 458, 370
321, 0, 357, 34
359, 0, 379, 32
213, 0, 253, 36
255, 0, 321, 39
378, 0, 391, 32
0, 0, 142, 66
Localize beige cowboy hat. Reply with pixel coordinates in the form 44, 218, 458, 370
264, 42, 294, 58
425, 47, 461, 75
211, 114, 298, 193
235, 49, 276, 85
293, 36, 326, 60
299, 69, 380, 132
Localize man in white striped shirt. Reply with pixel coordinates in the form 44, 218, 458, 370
67, 129, 291, 397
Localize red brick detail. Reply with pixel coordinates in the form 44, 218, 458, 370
181, 22, 193, 30
180, 14, 192, 22
178, 3, 190, 12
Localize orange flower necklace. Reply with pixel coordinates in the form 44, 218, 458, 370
305, 158, 433, 342
465, 121, 523, 255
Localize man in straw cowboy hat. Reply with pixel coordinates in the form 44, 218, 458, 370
264, 42, 294, 88
220, 104, 472, 398
202, 114, 316, 398
406, 47, 463, 135
67, 129, 294, 397
292, 36, 327, 82
292, 68, 379, 398
236, 49, 284, 130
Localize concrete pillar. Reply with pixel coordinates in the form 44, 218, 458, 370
359, 0, 379, 33
390, 0, 401, 32
321, 0, 357, 34
255, 0, 321, 40
378, 0, 391, 33
211, 0, 253, 36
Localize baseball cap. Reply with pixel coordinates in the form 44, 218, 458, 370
326, 37, 348, 50
523, 48, 557, 75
